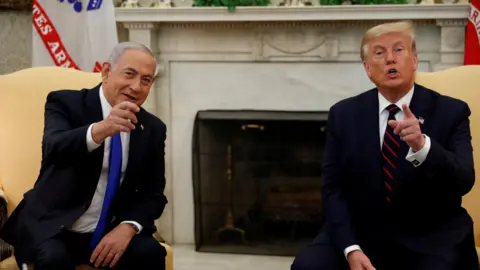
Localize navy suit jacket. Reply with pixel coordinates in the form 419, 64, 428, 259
0, 85, 168, 263
322, 83, 476, 259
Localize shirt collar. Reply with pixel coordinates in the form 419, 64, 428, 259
378, 84, 415, 114
99, 85, 112, 120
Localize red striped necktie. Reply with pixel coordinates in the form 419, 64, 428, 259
382, 104, 402, 203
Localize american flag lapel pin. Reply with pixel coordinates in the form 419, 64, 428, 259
418, 117, 424, 125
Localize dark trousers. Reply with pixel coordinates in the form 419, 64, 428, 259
291, 227, 478, 270
30, 230, 166, 270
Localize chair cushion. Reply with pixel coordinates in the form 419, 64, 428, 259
0, 256, 16, 270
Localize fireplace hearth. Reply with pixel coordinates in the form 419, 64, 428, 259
192, 110, 327, 256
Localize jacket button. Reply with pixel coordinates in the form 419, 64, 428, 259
59, 225, 65, 230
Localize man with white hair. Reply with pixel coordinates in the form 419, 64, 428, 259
0, 42, 168, 270
291, 21, 478, 270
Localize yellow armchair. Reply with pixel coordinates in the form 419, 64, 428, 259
415, 65, 480, 257
0, 67, 173, 270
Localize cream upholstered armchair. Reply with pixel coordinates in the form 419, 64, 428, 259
415, 65, 480, 258
0, 67, 173, 270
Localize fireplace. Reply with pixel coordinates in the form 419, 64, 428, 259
192, 110, 327, 256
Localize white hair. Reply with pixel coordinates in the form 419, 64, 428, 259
107, 41, 158, 76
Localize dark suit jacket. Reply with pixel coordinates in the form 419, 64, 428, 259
322, 83, 476, 263
0, 84, 168, 263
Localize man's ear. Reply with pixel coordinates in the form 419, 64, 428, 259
101, 62, 111, 83
363, 61, 371, 77
412, 54, 418, 72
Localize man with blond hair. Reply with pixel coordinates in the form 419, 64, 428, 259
291, 21, 478, 270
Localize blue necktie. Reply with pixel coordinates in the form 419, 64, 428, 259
90, 133, 122, 249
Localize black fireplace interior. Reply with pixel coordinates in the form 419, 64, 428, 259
192, 110, 327, 256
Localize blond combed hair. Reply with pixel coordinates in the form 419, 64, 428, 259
360, 21, 417, 61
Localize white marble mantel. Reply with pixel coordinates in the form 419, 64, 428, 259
115, 5, 469, 244
115, 4, 469, 22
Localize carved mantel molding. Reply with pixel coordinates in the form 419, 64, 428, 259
130, 20, 445, 29
115, 5, 469, 23
122, 22, 158, 29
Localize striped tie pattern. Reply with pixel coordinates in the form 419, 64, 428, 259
382, 104, 402, 203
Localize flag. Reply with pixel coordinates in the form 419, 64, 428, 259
464, 0, 480, 65
32, 0, 118, 72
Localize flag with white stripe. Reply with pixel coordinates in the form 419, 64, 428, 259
32, 0, 118, 72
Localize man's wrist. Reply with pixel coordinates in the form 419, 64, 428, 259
344, 244, 362, 259
120, 221, 142, 234
120, 223, 138, 236
86, 124, 102, 152
413, 134, 426, 152
406, 135, 431, 167
91, 122, 108, 144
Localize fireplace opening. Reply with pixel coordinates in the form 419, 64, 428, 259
192, 110, 327, 256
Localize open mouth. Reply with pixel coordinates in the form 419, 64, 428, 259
387, 68, 398, 78
124, 94, 137, 101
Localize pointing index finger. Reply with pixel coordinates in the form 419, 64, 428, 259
402, 103, 414, 119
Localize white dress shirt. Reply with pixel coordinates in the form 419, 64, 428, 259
343, 86, 431, 258
69, 86, 142, 234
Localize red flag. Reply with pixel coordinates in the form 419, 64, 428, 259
464, 0, 480, 65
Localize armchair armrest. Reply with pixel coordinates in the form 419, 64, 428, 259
153, 232, 174, 270
0, 187, 6, 228
0, 185, 13, 262
153, 231, 165, 243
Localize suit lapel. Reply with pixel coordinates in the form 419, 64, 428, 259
408, 84, 434, 131
84, 84, 104, 128
122, 109, 147, 189
83, 84, 105, 195
111, 109, 146, 214
360, 89, 384, 188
